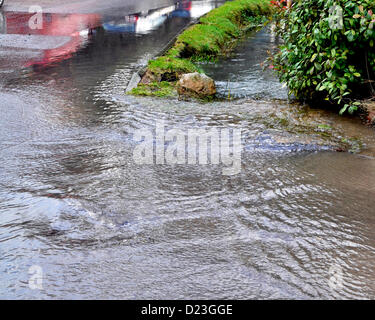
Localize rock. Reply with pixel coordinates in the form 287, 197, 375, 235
140, 69, 161, 84
367, 111, 375, 124
363, 101, 375, 124
177, 72, 216, 98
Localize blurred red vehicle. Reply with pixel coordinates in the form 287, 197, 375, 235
0, 10, 102, 66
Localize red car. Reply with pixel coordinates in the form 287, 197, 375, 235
0, 10, 102, 66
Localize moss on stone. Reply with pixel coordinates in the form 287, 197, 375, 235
127, 81, 176, 98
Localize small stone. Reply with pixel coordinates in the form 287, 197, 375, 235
363, 101, 375, 124
177, 72, 216, 98
140, 70, 161, 84
367, 111, 375, 123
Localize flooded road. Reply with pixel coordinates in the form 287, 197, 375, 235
1, 1, 375, 299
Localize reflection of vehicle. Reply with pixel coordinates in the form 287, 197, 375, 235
1, 12, 101, 66
103, 15, 138, 33
189, 1, 216, 18
0, 10, 5, 33
135, 6, 174, 34
103, 1, 217, 34
103, 3, 189, 34
104, 5, 176, 34
171, 1, 192, 18
0, 0, 4, 9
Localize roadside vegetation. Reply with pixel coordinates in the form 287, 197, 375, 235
129, 81, 176, 98
271, 0, 375, 115
128, 0, 272, 97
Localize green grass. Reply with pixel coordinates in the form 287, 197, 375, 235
174, 0, 271, 60
128, 81, 176, 98
203, 0, 271, 26
200, 16, 240, 38
176, 24, 229, 58
148, 56, 199, 81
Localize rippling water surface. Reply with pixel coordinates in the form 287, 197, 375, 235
1, 0, 375, 299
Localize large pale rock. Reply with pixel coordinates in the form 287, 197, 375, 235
177, 72, 216, 98
364, 101, 375, 124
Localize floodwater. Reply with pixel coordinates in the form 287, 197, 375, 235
1, 0, 375, 299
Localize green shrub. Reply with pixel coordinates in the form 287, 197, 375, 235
273, 0, 375, 114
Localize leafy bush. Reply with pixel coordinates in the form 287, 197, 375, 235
272, 0, 375, 114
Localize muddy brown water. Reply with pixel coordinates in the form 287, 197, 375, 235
1, 1, 375, 299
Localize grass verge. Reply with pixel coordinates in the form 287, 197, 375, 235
129, 81, 176, 98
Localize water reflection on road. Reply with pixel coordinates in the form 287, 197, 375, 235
1, 0, 375, 300
0, 1, 217, 68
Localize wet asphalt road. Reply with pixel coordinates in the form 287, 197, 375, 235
2, 0, 375, 300
0, 0, 183, 72
3, 0, 180, 14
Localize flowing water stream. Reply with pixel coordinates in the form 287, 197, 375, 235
1, 0, 375, 299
